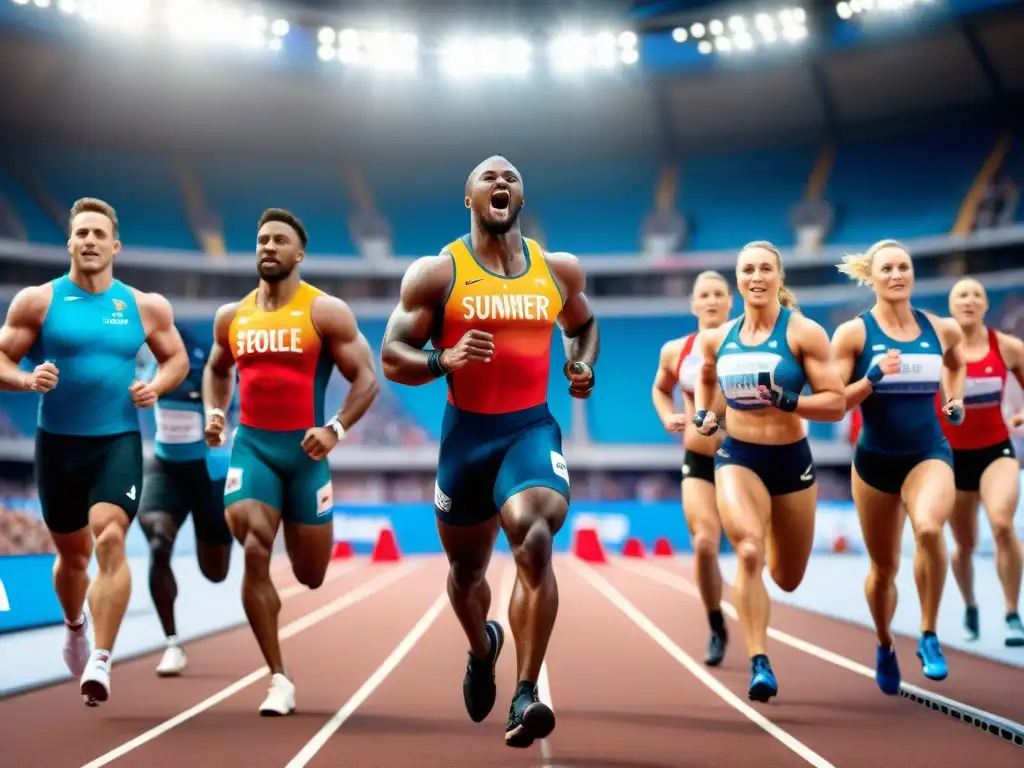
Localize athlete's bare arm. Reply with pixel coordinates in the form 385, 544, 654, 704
202, 301, 239, 444
693, 325, 726, 431
381, 253, 485, 386
0, 284, 56, 393
929, 312, 966, 404
311, 294, 380, 431
546, 251, 599, 370
996, 331, 1024, 426
134, 291, 188, 400
831, 318, 874, 411
652, 338, 685, 430
790, 314, 846, 422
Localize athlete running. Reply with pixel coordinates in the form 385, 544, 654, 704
941, 277, 1024, 647
138, 325, 237, 676
652, 270, 733, 665
203, 208, 379, 716
0, 197, 188, 705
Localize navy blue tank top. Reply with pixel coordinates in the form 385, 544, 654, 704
716, 307, 807, 412
852, 307, 945, 454
30, 275, 146, 436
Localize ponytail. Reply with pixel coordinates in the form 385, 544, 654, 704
837, 239, 904, 286
778, 282, 798, 311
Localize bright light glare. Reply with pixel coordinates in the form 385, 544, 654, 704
161, 1, 288, 50
548, 31, 637, 74
441, 36, 532, 78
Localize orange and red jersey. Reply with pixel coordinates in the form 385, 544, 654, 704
437, 235, 564, 414
229, 281, 334, 431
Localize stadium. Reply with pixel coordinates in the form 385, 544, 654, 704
1, 0, 1023, 764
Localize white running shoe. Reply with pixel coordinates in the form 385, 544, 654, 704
80, 649, 112, 707
156, 641, 187, 677
62, 615, 92, 677
258, 673, 296, 716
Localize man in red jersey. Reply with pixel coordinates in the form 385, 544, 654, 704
203, 209, 379, 716
381, 156, 599, 748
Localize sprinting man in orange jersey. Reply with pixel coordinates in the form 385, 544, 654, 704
382, 156, 599, 748
202, 208, 379, 717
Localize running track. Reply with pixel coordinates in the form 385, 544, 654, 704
2, 554, 1022, 767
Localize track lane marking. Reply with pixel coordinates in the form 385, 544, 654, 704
570, 559, 837, 768
78, 559, 426, 768
283, 590, 449, 768
620, 557, 1024, 737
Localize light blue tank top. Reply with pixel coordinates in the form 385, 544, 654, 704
716, 307, 807, 412
146, 340, 236, 479
852, 307, 945, 454
31, 275, 146, 436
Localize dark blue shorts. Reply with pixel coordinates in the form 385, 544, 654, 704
434, 403, 570, 527
853, 440, 953, 496
713, 435, 816, 497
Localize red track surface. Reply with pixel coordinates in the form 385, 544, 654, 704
2, 553, 1022, 767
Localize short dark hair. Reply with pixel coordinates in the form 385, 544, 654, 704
258, 208, 308, 248
69, 197, 119, 238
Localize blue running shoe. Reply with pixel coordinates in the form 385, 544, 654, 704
916, 632, 948, 680
748, 655, 778, 702
875, 644, 901, 695
1006, 613, 1024, 647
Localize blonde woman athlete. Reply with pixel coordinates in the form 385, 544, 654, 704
832, 240, 966, 695
693, 241, 846, 702
941, 277, 1024, 647
652, 271, 733, 666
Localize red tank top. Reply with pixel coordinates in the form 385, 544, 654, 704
939, 328, 1009, 450
675, 333, 700, 395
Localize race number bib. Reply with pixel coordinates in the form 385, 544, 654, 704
154, 408, 204, 444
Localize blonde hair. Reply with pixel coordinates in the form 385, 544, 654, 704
739, 240, 798, 311
691, 270, 730, 295
836, 239, 904, 286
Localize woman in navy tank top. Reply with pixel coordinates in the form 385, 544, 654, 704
832, 239, 967, 694
942, 277, 1024, 647
652, 270, 733, 667
692, 242, 846, 703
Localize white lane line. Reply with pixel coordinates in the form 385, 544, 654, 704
620, 558, 1024, 732
570, 559, 837, 768
284, 591, 449, 768
494, 560, 555, 766
79, 560, 425, 768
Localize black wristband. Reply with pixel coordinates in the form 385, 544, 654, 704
777, 390, 799, 413
427, 349, 448, 378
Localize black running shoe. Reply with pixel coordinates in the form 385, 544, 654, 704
462, 620, 504, 723
505, 682, 555, 748
704, 629, 727, 667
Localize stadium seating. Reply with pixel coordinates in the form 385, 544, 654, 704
0, 122, 1017, 256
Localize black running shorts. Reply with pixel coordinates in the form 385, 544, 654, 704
35, 428, 144, 534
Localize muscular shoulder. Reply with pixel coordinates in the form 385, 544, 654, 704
544, 251, 584, 295
789, 312, 829, 344
699, 321, 732, 360
659, 337, 687, 368
132, 289, 173, 319
831, 316, 866, 350
400, 252, 454, 308
922, 310, 962, 348
212, 301, 241, 336
7, 283, 53, 326
996, 329, 1024, 368
310, 293, 358, 339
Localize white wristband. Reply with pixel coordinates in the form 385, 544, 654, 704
326, 416, 346, 441
207, 407, 225, 421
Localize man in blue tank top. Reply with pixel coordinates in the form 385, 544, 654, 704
0, 198, 189, 707
137, 324, 237, 678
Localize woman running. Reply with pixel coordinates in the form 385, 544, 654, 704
831, 239, 966, 695
693, 241, 845, 702
651, 270, 733, 666
941, 277, 1024, 647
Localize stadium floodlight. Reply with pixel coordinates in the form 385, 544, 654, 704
326, 28, 418, 72
548, 31, 637, 74
440, 36, 532, 79
671, 26, 688, 42
708, 19, 724, 36
696, 39, 712, 55
839, 0, 933, 16
57, 0, 75, 12
163, 1, 288, 51
690, 22, 705, 38
11, 0, 30, 6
